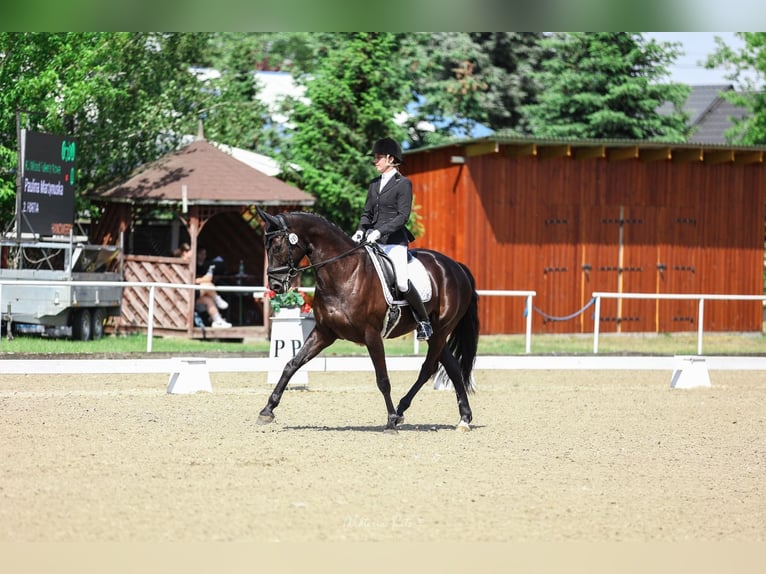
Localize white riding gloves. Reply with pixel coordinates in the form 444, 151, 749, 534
366, 229, 381, 243
352, 230, 364, 243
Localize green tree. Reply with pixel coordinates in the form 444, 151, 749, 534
279, 33, 411, 232
521, 32, 690, 141
468, 32, 546, 134
197, 33, 271, 149
398, 33, 492, 146
253, 32, 334, 76
706, 32, 766, 145
400, 32, 546, 146
201, 32, 345, 158
0, 32, 209, 231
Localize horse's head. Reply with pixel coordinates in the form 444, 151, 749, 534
256, 207, 310, 294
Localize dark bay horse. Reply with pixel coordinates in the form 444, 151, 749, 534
256, 208, 479, 432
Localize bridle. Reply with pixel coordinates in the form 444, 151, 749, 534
264, 214, 366, 283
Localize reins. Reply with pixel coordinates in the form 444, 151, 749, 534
307, 243, 368, 271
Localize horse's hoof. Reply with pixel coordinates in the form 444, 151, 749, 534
383, 427, 399, 435
394, 415, 405, 427
456, 420, 471, 432
256, 414, 275, 425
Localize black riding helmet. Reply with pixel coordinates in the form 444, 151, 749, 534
370, 137, 403, 165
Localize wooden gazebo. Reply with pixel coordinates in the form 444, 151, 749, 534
87, 137, 314, 339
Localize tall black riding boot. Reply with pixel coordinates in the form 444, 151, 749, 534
404, 281, 433, 340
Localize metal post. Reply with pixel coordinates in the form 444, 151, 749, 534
15, 115, 23, 243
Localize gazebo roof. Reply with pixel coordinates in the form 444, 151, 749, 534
88, 138, 314, 207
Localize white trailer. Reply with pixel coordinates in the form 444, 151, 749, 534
0, 238, 123, 340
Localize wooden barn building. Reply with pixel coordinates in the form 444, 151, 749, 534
402, 136, 766, 335
87, 136, 314, 339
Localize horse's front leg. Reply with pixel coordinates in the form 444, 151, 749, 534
257, 329, 335, 425
365, 335, 399, 432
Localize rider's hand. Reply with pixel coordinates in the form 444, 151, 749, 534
352, 230, 364, 244
366, 229, 381, 243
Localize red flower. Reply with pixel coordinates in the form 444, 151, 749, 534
265, 288, 312, 314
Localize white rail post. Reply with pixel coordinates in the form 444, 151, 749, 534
697, 297, 705, 355
147, 285, 156, 353
525, 294, 533, 354
593, 295, 602, 354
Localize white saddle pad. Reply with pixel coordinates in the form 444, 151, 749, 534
365, 245, 432, 305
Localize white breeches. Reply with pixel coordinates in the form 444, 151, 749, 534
382, 244, 409, 292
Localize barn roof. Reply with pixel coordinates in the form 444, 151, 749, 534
410, 132, 766, 153
656, 84, 751, 145
688, 92, 749, 144
88, 138, 314, 207
656, 84, 734, 126
405, 130, 766, 165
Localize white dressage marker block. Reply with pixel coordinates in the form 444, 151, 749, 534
670, 355, 711, 389
167, 357, 212, 394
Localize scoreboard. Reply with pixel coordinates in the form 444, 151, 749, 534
18, 130, 77, 237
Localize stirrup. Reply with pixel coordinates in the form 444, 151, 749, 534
416, 321, 433, 341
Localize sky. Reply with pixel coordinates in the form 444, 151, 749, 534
644, 32, 745, 85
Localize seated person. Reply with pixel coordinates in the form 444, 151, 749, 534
194, 294, 231, 329
174, 243, 231, 328
194, 245, 229, 311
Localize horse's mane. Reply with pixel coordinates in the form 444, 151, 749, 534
286, 211, 351, 239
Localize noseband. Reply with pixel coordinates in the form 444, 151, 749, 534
264, 214, 305, 283
264, 214, 365, 283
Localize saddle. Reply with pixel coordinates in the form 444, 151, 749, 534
364, 244, 432, 338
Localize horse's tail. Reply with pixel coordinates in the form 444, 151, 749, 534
437, 263, 480, 394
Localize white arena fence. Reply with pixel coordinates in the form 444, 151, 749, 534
0, 279, 535, 354
0, 279, 764, 357
592, 292, 766, 355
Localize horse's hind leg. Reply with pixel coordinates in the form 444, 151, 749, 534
398, 344, 472, 430
437, 346, 473, 431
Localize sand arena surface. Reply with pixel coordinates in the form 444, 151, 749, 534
0, 368, 764, 542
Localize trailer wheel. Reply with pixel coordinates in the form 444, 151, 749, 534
91, 308, 106, 340
72, 309, 92, 341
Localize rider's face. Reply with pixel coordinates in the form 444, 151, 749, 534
373, 154, 393, 174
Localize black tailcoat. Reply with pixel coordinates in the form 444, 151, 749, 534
357, 171, 415, 245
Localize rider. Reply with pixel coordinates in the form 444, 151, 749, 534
352, 137, 433, 341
